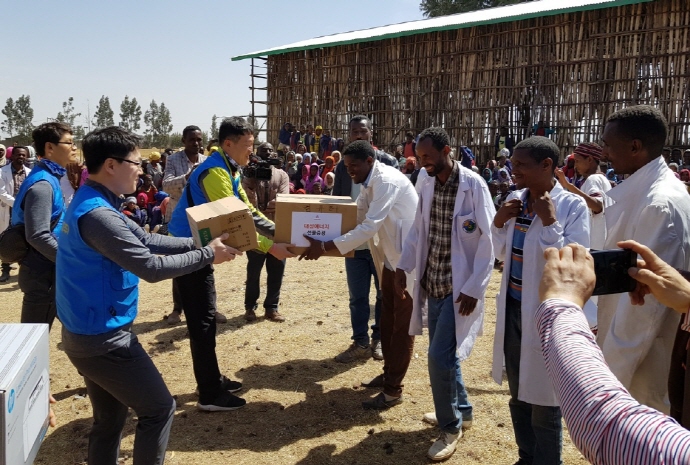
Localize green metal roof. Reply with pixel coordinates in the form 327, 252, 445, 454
232, 0, 652, 61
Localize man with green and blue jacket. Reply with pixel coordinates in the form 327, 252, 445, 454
168, 116, 295, 412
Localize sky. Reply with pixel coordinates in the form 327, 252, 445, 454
2, 0, 423, 138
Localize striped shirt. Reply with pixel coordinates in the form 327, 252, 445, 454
536, 298, 690, 464
508, 204, 536, 300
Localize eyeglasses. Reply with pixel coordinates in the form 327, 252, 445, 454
110, 157, 142, 166
56, 141, 77, 147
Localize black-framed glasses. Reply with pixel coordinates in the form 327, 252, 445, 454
110, 157, 142, 166
56, 141, 77, 147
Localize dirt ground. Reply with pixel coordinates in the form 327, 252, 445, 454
0, 258, 586, 464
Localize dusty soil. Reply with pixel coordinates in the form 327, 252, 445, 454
0, 258, 586, 464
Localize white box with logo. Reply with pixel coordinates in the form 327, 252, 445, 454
0, 325, 50, 465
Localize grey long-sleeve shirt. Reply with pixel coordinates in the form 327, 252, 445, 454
78, 180, 215, 282
62, 180, 216, 357
22, 181, 59, 262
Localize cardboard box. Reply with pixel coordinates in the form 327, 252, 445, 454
274, 194, 358, 257
186, 197, 258, 252
0, 324, 50, 465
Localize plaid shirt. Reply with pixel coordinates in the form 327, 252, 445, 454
422, 162, 460, 298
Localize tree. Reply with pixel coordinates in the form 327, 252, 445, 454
420, 0, 533, 17
210, 114, 218, 140
56, 97, 82, 126
143, 100, 173, 148
119, 95, 142, 133
93, 95, 115, 129
2, 95, 35, 144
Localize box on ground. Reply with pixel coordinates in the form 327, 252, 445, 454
186, 197, 258, 252
0, 324, 50, 465
274, 194, 358, 257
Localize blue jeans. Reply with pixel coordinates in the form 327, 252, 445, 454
427, 294, 472, 434
344, 248, 381, 346
505, 294, 563, 465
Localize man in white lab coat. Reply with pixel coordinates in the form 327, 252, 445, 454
597, 105, 690, 416
492, 136, 590, 465
300, 140, 419, 411
395, 127, 495, 462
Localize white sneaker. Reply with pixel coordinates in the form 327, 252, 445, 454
371, 339, 383, 360
423, 412, 473, 429
427, 431, 461, 461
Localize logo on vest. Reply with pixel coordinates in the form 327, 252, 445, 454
462, 219, 477, 234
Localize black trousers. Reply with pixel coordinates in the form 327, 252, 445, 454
244, 249, 286, 312
173, 265, 223, 402
18, 263, 57, 329
67, 337, 175, 465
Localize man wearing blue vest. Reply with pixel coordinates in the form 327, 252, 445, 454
56, 126, 241, 465
168, 116, 295, 411
12, 122, 77, 328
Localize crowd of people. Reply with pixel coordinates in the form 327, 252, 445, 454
2, 105, 690, 464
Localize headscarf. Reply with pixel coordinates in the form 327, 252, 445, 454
482, 168, 492, 183
403, 157, 416, 174
6, 146, 13, 160
574, 142, 603, 160
321, 156, 335, 179
149, 151, 161, 161
325, 171, 335, 188
606, 168, 617, 184
681, 169, 690, 182
305, 163, 323, 193
499, 148, 511, 158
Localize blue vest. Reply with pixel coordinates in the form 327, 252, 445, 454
11, 163, 64, 236
167, 151, 240, 238
56, 185, 139, 335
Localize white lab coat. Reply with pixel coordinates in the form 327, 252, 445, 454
397, 163, 495, 360
492, 183, 590, 406
598, 156, 690, 413
0, 163, 31, 232
333, 161, 418, 270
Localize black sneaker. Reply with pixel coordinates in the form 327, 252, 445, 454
194, 376, 242, 396
197, 391, 246, 412
221, 375, 242, 393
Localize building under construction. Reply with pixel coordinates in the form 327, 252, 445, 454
233, 0, 690, 162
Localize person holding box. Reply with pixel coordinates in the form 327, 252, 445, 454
300, 139, 418, 411
56, 126, 241, 465
168, 116, 295, 412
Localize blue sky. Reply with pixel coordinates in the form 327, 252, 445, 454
2, 0, 422, 137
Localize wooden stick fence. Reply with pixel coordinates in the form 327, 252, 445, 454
260, 0, 690, 165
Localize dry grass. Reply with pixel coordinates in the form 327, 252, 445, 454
0, 259, 586, 464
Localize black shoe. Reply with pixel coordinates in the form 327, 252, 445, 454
0, 271, 9, 283
195, 376, 242, 396
197, 391, 246, 412
361, 374, 384, 388
221, 375, 242, 393
362, 392, 402, 410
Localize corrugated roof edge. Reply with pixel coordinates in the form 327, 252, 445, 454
231, 0, 651, 61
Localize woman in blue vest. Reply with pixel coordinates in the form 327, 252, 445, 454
11, 122, 77, 328
56, 126, 241, 465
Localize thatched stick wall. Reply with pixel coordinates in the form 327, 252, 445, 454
264, 0, 690, 163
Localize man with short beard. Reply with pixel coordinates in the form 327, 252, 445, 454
332, 115, 398, 363
162, 126, 226, 325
